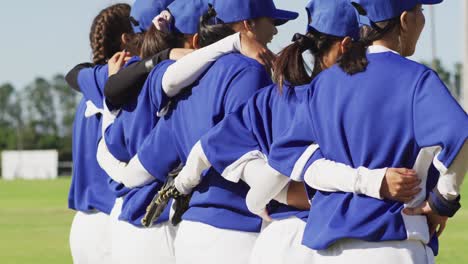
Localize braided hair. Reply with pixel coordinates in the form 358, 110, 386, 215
89, 3, 133, 65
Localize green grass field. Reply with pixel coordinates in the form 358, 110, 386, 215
0, 177, 467, 263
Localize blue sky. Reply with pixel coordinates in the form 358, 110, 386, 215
0, 0, 464, 89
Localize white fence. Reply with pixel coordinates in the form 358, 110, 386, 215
1, 150, 58, 180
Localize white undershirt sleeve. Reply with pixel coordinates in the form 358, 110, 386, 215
242, 159, 290, 215
96, 138, 155, 188
120, 155, 156, 188
162, 33, 241, 97
435, 140, 468, 200
101, 100, 120, 135
174, 141, 212, 194
273, 183, 289, 205
304, 158, 386, 200
96, 139, 126, 183
240, 146, 389, 215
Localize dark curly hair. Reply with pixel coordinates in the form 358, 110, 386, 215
89, 3, 133, 64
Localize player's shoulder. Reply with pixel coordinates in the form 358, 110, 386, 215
152, 59, 175, 73
217, 53, 264, 71
368, 52, 431, 75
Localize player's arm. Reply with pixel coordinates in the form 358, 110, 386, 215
104, 48, 179, 107
66, 63, 110, 109
65, 63, 94, 92
245, 95, 420, 218
403, 71, 468, 236
161, 33, 275, 98
97, 119, 181, 188
134, 119, 182, 185
96, 138, 128, 184
175, 97, 263, 194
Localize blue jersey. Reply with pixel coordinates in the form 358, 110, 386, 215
137, 53, 272, 232
68, 64, 115, 214
268, 52, 468, 252
103, 58, 173, 227
104, 60, 168, 161
200, 84, 310, 221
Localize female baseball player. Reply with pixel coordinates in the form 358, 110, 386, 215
67, 0, 188, 263
65, 3, 135, 263
95, 1, 271, 263
169, 1, 421, 263
102, 1, 298, 263
96, 2, 212, 263
262, 0, 468, 263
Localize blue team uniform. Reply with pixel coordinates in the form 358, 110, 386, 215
268, 51, 468, 254
102, 0, 210, 227
137, 54, 272, 232
199, 83, 311, 220
104, 61, 173, 226
68, 64, 116, 215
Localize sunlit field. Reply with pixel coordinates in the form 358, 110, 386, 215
0, 177, 466, 263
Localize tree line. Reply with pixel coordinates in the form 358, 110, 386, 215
0, 74, 78, 162
0, 60, 463, 163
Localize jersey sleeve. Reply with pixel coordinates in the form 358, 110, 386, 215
413, 70, 468, 168
76, 64, 109, 108
146, 60, 176, 116
200, 97, 262, 180
223, 65, 271, 114
137, 118, 181, 183
65, 62, 93, 92
268, 92, 319, 178
104, 120, 131, 162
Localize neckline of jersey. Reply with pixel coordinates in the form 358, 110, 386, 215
367, 45, 400, 55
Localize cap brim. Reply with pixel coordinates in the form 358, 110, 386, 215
420, 0, 443, 4
272, 9, 299, 26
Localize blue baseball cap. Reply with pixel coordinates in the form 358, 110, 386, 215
210, 0, 298, 26
168, 0, 210, 34
306, 0, 360, 40
353, 0, 443, 22
131, 0, 175, 33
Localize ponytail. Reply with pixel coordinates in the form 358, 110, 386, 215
337, 17, 400, 75
337, 40, 369, 75
197, 4, 236, 48
140, 24, 185, 59
337, 2, 402, 75
274, 30, 341, 92
274, 33, 314, 92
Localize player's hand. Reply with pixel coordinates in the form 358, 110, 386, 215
403, 201, 449, 237
239, 33, 276, 71
380, 168, 421, 203
108, 51, 131, 77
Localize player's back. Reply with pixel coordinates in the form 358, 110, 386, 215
303, 51, 468, 251
166, 53, 272, 232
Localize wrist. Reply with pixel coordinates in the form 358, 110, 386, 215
428, 188, 461, 217
356, 167, 387, 199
